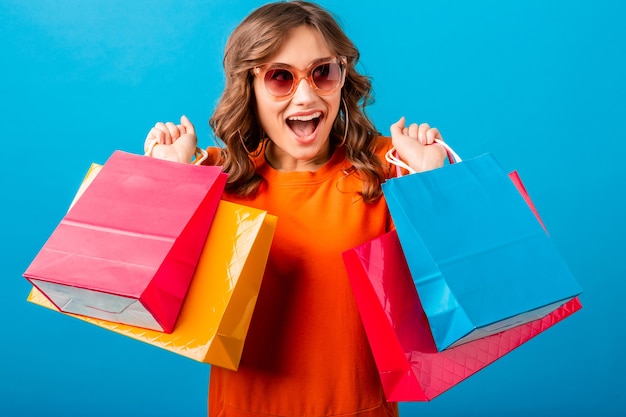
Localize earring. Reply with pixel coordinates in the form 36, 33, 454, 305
340, 97, 349, 146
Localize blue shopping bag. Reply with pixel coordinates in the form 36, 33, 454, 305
382, 142, 582, 352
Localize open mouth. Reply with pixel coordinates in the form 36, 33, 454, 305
286, 112, 322, 138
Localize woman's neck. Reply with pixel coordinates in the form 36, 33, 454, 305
264, 140, 333, 172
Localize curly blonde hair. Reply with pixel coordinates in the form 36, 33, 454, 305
209, 0, 386, 202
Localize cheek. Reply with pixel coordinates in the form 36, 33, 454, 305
253, 84, 276, 129
254, 82, 292, 131
255, 103, 290, 140
324, 94, 342, 124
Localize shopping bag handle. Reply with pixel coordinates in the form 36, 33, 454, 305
144, 139, 208, 166
385, 139, 462, 175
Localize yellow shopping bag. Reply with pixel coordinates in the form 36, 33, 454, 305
28, 163, 276, 370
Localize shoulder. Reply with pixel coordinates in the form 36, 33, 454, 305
371, 136, 396, 178
372, 135, 393, 158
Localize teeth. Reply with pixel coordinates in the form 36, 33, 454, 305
287, 112, 322, 121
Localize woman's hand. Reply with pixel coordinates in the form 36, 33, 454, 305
144, 115, 198, 163
390, 117, 447, 173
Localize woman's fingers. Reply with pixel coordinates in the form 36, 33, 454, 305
390, 116, 406, 138
180, 115, 196, 135
151, 122, 170, 144
412, 123, 441, 145
417, 123, 430, 144
390, 116, 447, 172
392, 118, 439, 144
143, 116, 198, 163
151, 116, 195, 145
408, 123, 419, 140
165, 122, 180, 140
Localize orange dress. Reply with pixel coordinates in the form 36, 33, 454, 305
206, 137, 399, 417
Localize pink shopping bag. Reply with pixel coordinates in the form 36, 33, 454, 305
24, 151, 227, 333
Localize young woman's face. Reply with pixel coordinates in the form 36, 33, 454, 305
253, 25, 343, 171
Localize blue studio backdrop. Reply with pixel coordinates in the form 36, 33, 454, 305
2, 1, 624, 416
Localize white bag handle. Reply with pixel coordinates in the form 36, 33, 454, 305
144, 138, 208, 166
385, 139, 462, 174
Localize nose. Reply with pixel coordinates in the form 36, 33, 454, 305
291, 77, 317, 104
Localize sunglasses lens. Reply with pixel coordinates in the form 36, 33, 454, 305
264, 69, 294, 97
312, 62, 343, 92
260, 58, 345, 98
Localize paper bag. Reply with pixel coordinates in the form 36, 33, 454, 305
382, 144, 581, 350
24, 151, 227, 333
29, 199, 276, 370
343, 230, 582, 401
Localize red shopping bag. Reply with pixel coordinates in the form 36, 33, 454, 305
343, 230, 582, 401
24, 151, 227, 333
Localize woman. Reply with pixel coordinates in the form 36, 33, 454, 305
146, 2, 446, 416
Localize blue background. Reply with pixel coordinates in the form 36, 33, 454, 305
2, 0, 624, 416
